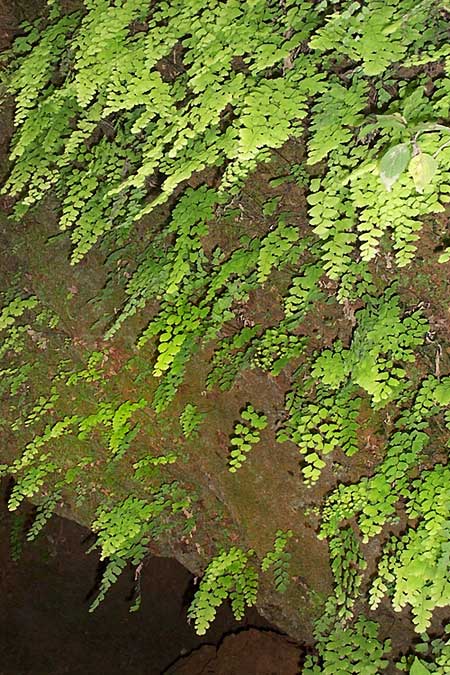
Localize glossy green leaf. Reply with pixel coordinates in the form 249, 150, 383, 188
379, 143, 411, 191
434, 381, 450, 406
408, 152, 438, 193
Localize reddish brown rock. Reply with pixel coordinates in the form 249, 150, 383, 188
166, 629, 301, 675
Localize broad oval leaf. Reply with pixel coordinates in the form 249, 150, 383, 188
410, 657, 431, 675
434, 381, 450, 406
438, 248, 450, 263
408, 152, 438, 193
379, 143, 411, 191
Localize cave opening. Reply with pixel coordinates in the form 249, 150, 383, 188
0, 489, 302, 674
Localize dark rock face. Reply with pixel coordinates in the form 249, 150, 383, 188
0, 0, 45, 49
0, 499, 275, 674
165, 629, 302, 675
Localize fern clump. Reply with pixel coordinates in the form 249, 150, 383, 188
398, 636, 450, 675
370, 463, 450, 633
319, 376, 450, 634
3, 0, 320, 258
187, 547, 258, 635
304, 615, 391, 675
89, 483, 191, 611
278, 381, 361, 484
207, 325, 260, 391
252, 326, 307, 376
309, 0, 438, 76
26, 489, 62, 541
1, 0, 450, 667
312, 289, 428, 406
228, 404, 267, 472
320, 376, 443, 543
261, 529, 293, 593
180, 403, 205, 439
329, 527, 368, 621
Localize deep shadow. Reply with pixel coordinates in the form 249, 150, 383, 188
0, 493, 274, 675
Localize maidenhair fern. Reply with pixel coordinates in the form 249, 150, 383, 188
228, 405, 267, 472
278, 380, 361, 484
27, 488, 62, 541
89, 483, 191, 611
207, 325, 260, 391
309, 0, 438, 76
370, 463, 450, 632
312, 288, 428, 406
187, 547, 258, 635
9, 512, 26, 562
1, 0, 450, 670
0, 296, 39, 331
252, 325, 307, 377
398, 634, 450, 675
180, 403, 205, 439
304, 615, 391, 675
319, 376, 450, 634
329, 527, 367, 621
320, 375, 445, 543
261, 529, 293, 593
3, 0, 322, 258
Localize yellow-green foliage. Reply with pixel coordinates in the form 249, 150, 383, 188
1, 0, 450, 669
304, 615, 391, 675
261, 529, 293, 593
187, 547, 258, 635
228, 404, 267, 472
